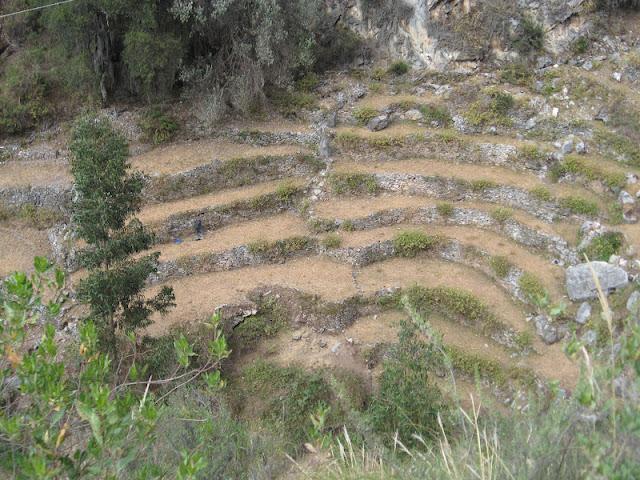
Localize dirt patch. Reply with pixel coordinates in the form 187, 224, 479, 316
139, 179, 304, 225
131, 140, 305, 175
146, 257, 357, 335
0, 226, 51, 276
355, 94, 434, 110
154, 213, 309, 260
0, 160, 71, 188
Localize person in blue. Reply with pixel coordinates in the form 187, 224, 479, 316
194, 213, 205, 241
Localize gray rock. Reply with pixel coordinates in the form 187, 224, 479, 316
612, 72, 623, 82
367, 115, 390, 132
582, 60, 593, 71
576, 302, 592, 324
619, 190, 635, 205
325, 111, 337, 128
525, 117, 537, 130
575, 141, 587, 154
627, 290, 640, 314
566, 262, 629, 301
534, 314, 562, 345
582, 329, 597, 346
537, 56, 553, 69
405, 109, 423, 121
561, 139, 574, 155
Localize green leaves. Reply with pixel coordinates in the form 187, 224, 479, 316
174, 334, 196, 368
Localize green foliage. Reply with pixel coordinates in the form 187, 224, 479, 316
518, 272, 547, 304
269, 89, 318, 117
139, 107, 179, 144
232, 299, 289, 350
500, 62, 533, 86
368, 321, 446, 446
465, 88, 514, 127
551, 155, 626, 190
491, 207, 514, 223
513, 16, 545, 55
70, 116, 174, 348
560, 196, 599, 216
388, 60, 410, 76
353, 106, 379, 125
436, 202, 455, 217
247, 236, 312, 257
328, 173, 379, 195
595, 127, 640, 167
571, 36, 590, 55
580, 232, 624, 261
295, 72, 320, 92
393, 231, 443, 257
490, 255, 512, 278
275, 181, 299, 201
471, 179, 497, 192
530, 186, 553, 202
321, 233, 342, 249
0, 262, 228, 479
419, 104, 452, 126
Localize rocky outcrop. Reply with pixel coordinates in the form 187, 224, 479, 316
566, 261, 629, 301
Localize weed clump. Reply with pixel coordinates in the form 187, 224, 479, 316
580, 232, 624, 261
321, 233, 342, 249
518, 272, 547, 304
419, 104, 452, 126
465, 88, 515, 127
275, 181, 299, 201
388, 60, 410, 76
490, 256, 512, 278
500, 62, 533, 86
560, 196, 599, 216
394, 231, 443, 257
328, 173, 379, 195
248, 236, 312, 258
353, 106, 379, 125
139, 107, 179, 144
491, 207, 514, 223
471, 179, 497, 192
436, 202, 455, 217
530, 186, 553, 202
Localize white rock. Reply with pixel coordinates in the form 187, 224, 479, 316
552, 107, 559, 118
627, 291, 640, 313
565, 261, 629, 301
405, 109, 423, 121
576, 141, 587, 154
613, 72, 623, 82
619, 190, 635, 205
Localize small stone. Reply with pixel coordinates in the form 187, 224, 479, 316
405, 109, 423, 121
488, 126, 498, 135
292, 334, 302, 341
525, 117, 537, 130
534, 314, 561, 345
619, 190, 635, 205
627, 291, 640, 314
576, 141, 587, 154
626, 173, 638, 185
576, 302, 592, 325
318, 340, 327, 348
367, 115, 390, 132
583, 60, 594, 71
552, 107, 559, 118
331, 342, 342, 354
561, 139, 574, 155
582, 329, 597, 346
325, 111, 337, 128
612, 72, 623, 82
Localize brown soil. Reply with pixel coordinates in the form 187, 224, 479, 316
0, 160, 71, 188
154, 213, 309, 260
0, 226, 51, 276
139, 179, 304, 225
131, 140, 305, 176
341, 224, 565, 297
146, 257, 358, 335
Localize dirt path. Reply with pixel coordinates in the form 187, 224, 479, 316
0, 226, 51, 276
131, 140, 305, 175
0, 160, 71, 188
154, 213, 309, 260
139, 179, 304, 225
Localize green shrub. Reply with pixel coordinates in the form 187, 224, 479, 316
368, 321, 446, 446
341, 219, 355, 232
571, 36, 590, 55
248, 236, 312, 257
353, 106, 379, 125
513, 17, 545, 54
518, 272, 547, 304
309, 218, 337, 233
500, 62, 533, 86
17, 204, 63, 229
436, 202, 455, 217
580, 232, 624, 261
490, 256, 512, 278
419, 104, 452, 126
514, 330, 534, 351
321, 233, 342, 249
269, 89, 317, 116
471, 179, 497, 192
388, 60, 410, 76
393, 231, 443, 257
530, 186, 553, 202
139, 107, 179, 144
609, 202, 625, 225
465, 89, 514, 127
232, 302, 288, 349
491, 207, 514, 223
560, 196, 599, 216
275, 181, 299, 201
328, 173, 379, 195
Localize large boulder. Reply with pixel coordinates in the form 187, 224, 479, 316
565, 261, 629, 301
367, 115, 390, 132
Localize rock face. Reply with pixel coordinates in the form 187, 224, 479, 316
534, 314, 562, 345
565, 262, 629, 301
367, 115, 390, 132
326, 0, 589, 69
576, 302, 591, 325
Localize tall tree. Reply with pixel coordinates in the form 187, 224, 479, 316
70, 116, 174, 349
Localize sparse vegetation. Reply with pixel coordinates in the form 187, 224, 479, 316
139, 107, 179, 144
500, 62, 533, 86
419, 104, 452, 126
490, 255, 512, 278
436, 202, 455, 217
353, 106, 379, 125
328, 172, 379, 195
388, 60, 410, 76
530, 186, 553, 202
491, 207, 514, 223
321, 233, 342, 249
518, 272, 548, 304
560, 196, 599, 216
580, 231, 624, 261
471, 179, 497, 192
465, 88, 515, 127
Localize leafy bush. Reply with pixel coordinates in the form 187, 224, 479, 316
490, 255, 512, 278
571, 36, 590, 55
513, 16, 545, 54
560, 196, 599, 216
465, 89, 515, 127
419, 104, 452, 126
394, 231, 443, 257
530, 186, 553, 202
368, 320, 446, 446
471, 179, 498, 192
269, 89, 317, 117
388, 60, 410, 76
353, 106, 379, 125
491, 207, 514, 223
275, 181, 299, 201
580, 232, 624, 261
321, 233, 342, 249
328, 173, 379, 195
518, 272, 547, 304
139, 107, 179, 144
436, 202, 455, 217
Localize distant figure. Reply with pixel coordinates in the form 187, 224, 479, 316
194, 213, 205, 241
